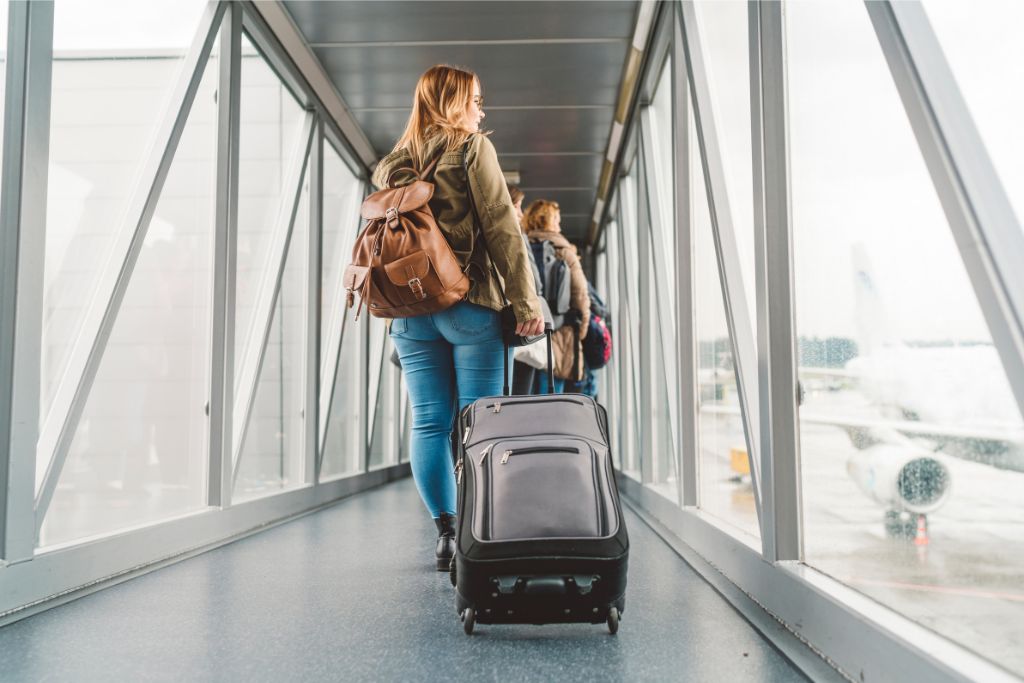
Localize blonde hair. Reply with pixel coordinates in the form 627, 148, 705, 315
522, 200, 561, 233
395, 64, 484, 169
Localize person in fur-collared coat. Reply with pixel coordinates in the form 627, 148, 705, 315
522, 200, 590, 391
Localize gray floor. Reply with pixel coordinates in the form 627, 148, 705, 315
0, 478, 808, 682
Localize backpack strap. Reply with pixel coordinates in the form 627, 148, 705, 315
384, 152, 442, 188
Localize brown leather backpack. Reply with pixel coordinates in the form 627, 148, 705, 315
344, 156, 470, 319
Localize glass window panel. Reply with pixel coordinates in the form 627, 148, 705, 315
234, 172, 309, 501
692, 0, 756, 315
693, 107, 760, 541
643, 62, 681, 504
320, 144, 362, 367
235, 34, 306, 396
41, 0, 209, 431
366, 318, 386, 437
789, 1, 1024, 673
368, 328, 398, 469
924, 0, 1024, 230
321, 314, 363, 479
39, 53, 217, 547
318, 144, 364, 480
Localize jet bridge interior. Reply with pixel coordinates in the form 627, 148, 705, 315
1, 1, 1022, 681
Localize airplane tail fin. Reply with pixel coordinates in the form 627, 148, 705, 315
851, 243, 896, 358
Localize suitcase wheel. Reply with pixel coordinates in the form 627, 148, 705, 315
461, 608, 476, 635
607, 607, 620, 635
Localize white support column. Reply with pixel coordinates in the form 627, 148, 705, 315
866, 0, 1024, 426
636, 132, 655, 485
306, 119, 323, 484
34, 1, 227, 532
1, 0, 53, 562
208, 2, 242, 508
750, 0, 802, 562
672, 2, 699, 508
678, 0, 765, 537
231, 112, 316, 480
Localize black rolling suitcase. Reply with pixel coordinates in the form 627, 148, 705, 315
449, 326, 629, 635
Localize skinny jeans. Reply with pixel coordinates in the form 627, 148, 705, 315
389, 301, 508, 518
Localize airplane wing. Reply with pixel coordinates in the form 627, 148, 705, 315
700, 404, 1024, 471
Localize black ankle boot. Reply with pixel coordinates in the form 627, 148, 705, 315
434, 512, 457, 571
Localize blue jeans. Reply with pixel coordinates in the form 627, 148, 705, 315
389, 302, 508, 518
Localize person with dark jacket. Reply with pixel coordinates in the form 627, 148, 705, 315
508, 185, 547, 395
371, 65, 543, 571
522, 200, 590, 393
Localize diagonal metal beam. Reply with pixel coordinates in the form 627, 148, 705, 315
635, 137, 655, 485
231, 111, 316, 480
671, 2, 699, 508
208, 1, 242, 509
306, 119, 323, 484
2, 0, 53, 561
678, 0, 765, 539
34, 1, 226, 530
866, 0, 1024, 427
750, 0, 802, 563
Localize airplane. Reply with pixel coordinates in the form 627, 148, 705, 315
699, 244, 1024, 539
798, 244, 1024, 537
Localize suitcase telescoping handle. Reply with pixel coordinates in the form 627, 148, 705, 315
503, 323, 555, 397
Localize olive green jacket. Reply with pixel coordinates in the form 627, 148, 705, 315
371, 134, 543, 324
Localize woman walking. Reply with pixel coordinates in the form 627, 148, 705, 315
522, 200, 590, 393
371, 65, 543, 569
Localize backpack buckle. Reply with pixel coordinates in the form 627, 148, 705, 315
385, 206, 399, 228
408, 277, 426, 300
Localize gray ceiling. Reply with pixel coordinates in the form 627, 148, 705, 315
282, 1, 639, 241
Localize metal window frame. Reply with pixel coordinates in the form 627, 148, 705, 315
305, 119, 323, 485
865, 0, 1024, 427
1, 0, 379, 621
634, 135, 655, 485
671, 9, 699, 509
34, 1, 227, 532
602, 0, 1024, 679
208, 2, 243, 509
1, 0, 53, 563
749, 0, 802, 563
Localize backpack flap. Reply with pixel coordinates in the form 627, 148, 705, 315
360, 180, 434, 229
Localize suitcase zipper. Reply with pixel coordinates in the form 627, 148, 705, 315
479, 443, 495, 465
500, 446, 579, 464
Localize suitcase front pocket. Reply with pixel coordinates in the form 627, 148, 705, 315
482, 439, 604, 541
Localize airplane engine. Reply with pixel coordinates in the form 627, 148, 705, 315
846, 445, 951, 514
